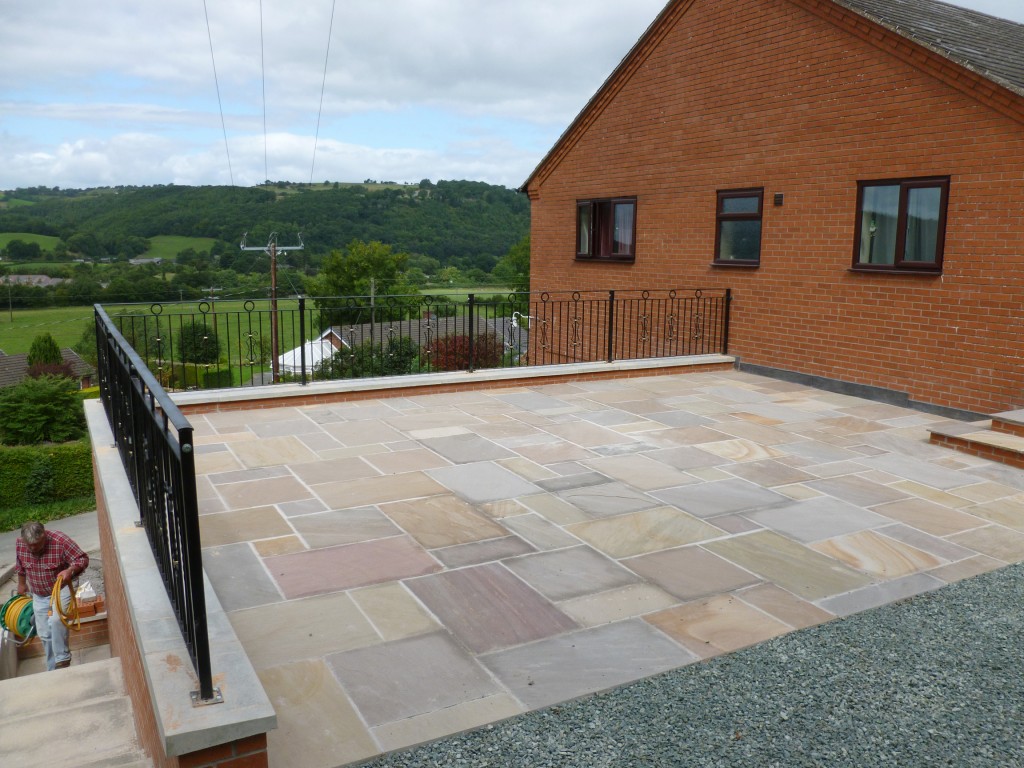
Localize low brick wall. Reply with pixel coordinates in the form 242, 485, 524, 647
17, 610, 109, 660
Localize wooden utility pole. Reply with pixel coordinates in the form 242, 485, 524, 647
240, 232, 303, 383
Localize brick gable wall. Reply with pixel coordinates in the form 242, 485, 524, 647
527, 0, 1024, 415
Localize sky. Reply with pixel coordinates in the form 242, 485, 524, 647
1, 0, 1022, 192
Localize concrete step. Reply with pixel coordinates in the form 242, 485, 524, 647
991, 409, 1024, 437
929, 418, 1024, 469
0, 656, 151, 768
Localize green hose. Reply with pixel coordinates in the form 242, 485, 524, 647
1, 594, 36, 643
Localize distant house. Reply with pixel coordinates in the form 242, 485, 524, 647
128, 257, 163, 266
522, 0, 1024, 416
0, 348, 95, 389
1, 274, 66, 288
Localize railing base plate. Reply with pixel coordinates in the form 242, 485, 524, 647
191, 687, 225, 707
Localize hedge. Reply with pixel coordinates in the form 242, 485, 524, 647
0, 440, 94, 510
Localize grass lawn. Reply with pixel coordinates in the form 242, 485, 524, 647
144, 235, 219, 260
0, 232, 62, 251
0, 305, 95, 355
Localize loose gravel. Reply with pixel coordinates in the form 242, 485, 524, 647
362, 562, 1024, 767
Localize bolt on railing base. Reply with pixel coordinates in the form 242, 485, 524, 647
191, 687, 225, 707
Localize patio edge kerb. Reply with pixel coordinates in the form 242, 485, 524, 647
169, 354, 736, 410
85, 400, 276, 760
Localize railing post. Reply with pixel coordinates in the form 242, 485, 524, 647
467, 293, 476, 373
299, 296, 307, 385
606, 290, 616, 363
722, 288, 732, 355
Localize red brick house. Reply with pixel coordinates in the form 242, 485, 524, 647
522, 0, 1024, 417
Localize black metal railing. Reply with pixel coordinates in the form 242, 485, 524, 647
100, 288, 730, 390
94, 305, 215, 702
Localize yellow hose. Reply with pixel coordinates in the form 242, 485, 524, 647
50, 578, 80, 631
2, 595, 35, 641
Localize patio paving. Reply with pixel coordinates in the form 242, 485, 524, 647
188, 370, 1024, 766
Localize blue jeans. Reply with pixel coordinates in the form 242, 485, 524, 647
31, 587, 71, 671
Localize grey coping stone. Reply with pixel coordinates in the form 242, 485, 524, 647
652, 479, 790, 519
428, 462, 542, 504
480, 619, 698, 710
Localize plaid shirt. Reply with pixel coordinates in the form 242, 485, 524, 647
15, 530, 89, 596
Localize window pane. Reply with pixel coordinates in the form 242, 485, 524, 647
719, 220, 761, 260
577, 204, 591, 255
612, 202, 634, 254
858, 185, 899, 265
904, 186, 942, 262
721, 195, 759, 214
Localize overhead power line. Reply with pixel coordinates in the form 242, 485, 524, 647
310, 0, 338, 184
203, 0, 235, 186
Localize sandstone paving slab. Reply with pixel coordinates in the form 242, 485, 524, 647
503, 545, 640, 602
566, 506, 724, 559
500, 513, 581, 550
557, 481, 660, 518
497, 457, 559, 483
199, 505, 292, 547
891, 480, 976, 508
964, 496, 1024, 531
204, 542, 283, 612
259, 659, 378, 768
420, 433, 516, 464
267, 535, 441, 598
643, 410, 714, 428
583, 454, 699, 491
277, 498, 328, 517
322, 420, 406, 446
207, 465, 291, 485
708, 421, 796, 446
250, 417, 323, 438
948, 524, 1024, 563
350, 582, 440, 642
806, 474, 909, 508
229, 591, 379, 669
362, 447, 452, 475
230, 435, 319, 468
872, 497, 986, 536
704, 530, 872, 601
406, 563, 577, 653
558, 583, 680, 627
928, 554, 1006, 583
289, 455, 380, 485
430, 535, 536, 569
372, 694, 524, 753
816, 572, 944, 616
645, 593, 792, 659
511, 439, 596, 465
479, 619, 697, 710
535, 471, 610, 493
519, 492, 591, 525
810, 530, 943, 579
328, 632, 503, 726
315, 471, 448, 509
496, 391, 577, 414
735, 583, 834, 629
193, 449, 243, 475
290, 507, 404, 549
646, 445, 729, 470
853, 454, 974, 490
428, 462, 541, 504
652, 478, 789, 519
643, 425, 731, 448
961, 462, 1024, 492
949, 480, 1022, 503
216, 474, 314, 511
384, 410, 486, 433
253, 535, 306, 557
543, 420, 638, 448
381, 495, 507, 549
624, 545, 760, 600
873, 523, 977, 562
747, 496, 891, 543
722, 459, 818, 488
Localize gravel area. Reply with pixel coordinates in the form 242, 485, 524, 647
364, 563, 1024, 768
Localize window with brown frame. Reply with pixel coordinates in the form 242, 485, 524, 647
853, 177, 949, 272
576, 197, 636, 261
714, 188, 763, 265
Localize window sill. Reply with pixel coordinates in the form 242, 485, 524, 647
848, 267, 942, 276
575, 255, 636, 264
711, 261, 760, 268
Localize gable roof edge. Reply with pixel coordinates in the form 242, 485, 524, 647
520, 0, 697, 195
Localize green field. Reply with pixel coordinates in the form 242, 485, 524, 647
0, 232, 62, 251
144, 235, 219, 260
0, 305, 95, 355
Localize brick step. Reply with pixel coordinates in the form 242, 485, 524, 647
929, 418, 1024, 469
991, 409, 1024, 437
0, 657, 151, 768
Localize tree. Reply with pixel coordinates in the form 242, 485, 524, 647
0, 375, 86, 445
27, 333, 63, 367
3, 239, 42, 262
312, 240, 421, 324
178, 321, 221, 364
493, 235, 530, 294
430, 331, 503, 372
